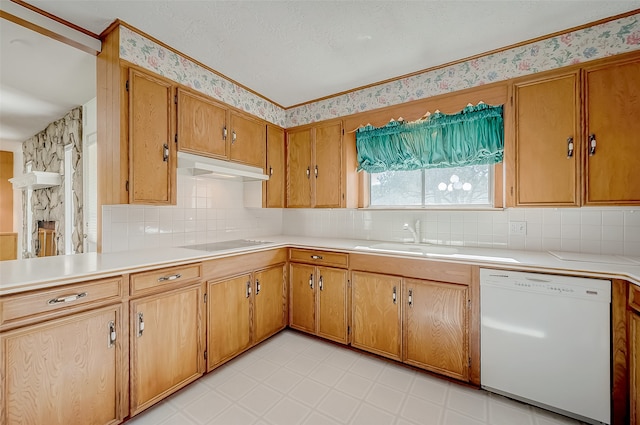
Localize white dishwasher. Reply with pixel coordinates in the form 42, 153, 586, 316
480, 269, 611, 425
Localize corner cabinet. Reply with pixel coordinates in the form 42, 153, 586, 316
584, 56, 640, 205
128, 68, 176, 205
207, 264, 286, 370
265, 125, 286, 208
286, 120, 349, 208
0, 276, 126, 425
203, 249, 287, 371
289, 249, 350, 344
512, 70, 581, 206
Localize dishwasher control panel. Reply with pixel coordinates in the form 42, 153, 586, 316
480, 269, 611, 302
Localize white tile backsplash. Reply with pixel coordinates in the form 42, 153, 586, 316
283, 207, 640, 256
102, 175, 283, 252
103, 179, 640, 257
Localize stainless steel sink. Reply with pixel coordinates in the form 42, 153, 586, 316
356, 242, 458, 256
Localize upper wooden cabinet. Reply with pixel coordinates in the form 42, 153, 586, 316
286, 120, 351, 208
128, 68, 176, 205
265, 125, 286, 208
584, 56, 640, 205
508, 52, 640, 206
229, 111, 267, 169
513, 71, 581, 206
177, 87, 228, 159
286, 127, 313, 208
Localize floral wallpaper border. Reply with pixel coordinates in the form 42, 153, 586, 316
119, 26, 286, 127
286, 13, 640, 127
118, 14, 640, 130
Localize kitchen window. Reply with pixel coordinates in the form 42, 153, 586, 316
369, 164, 493, 208
356, 103, 503, 209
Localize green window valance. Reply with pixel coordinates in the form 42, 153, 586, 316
355, 103, 504, 173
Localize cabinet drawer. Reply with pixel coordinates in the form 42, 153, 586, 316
1, 276, 123, 330
630, 284, 640, 314
131, 263, 201, 295
289, 248, 348, 268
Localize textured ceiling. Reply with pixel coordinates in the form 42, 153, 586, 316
23, 0, 640, 107
1, 1, 639, 143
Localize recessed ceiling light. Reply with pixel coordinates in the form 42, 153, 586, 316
357, 35, 373, 41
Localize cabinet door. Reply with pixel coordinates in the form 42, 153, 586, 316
229, 111, 266, 168
317, 266, 349, 344
514, 72, 580, 206
289, 263, 316, 333
585, 58, 640, 205
404, 279, 469, 381
208, 275, 252, 370
351, 271, 402, 360
177, 88, 227, 159
254, 265, 286, 343
130, 284, 204, 415
631, 313, 640, 425
266, 125, 285, 208
315, 121, 343, 208
128, 68, 175, 205
2, 306, 124, 425
286, 128, 313, 208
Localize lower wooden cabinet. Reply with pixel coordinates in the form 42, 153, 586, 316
254, 266, 288, 342
130, 283, 205, 416
289, 262, 349, 344
351, 271, 402, 360
631, 310, 640, 424
404, 279, 469, 381
1, 305, 125, 425
351, 270, 471, 381
208, 274, 252, 367
208, 264, 286, 371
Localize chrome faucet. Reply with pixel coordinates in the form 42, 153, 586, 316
403, 220, 421, 244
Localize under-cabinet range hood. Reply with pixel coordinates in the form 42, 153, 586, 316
9, 171, 61, 190
177, 152, 269, 182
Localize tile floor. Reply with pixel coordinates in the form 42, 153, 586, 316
126, 330, 586, 425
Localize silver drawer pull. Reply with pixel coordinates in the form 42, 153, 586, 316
310, 255, 323, 260
158, 273, 182, 282
48, 292, 87, 305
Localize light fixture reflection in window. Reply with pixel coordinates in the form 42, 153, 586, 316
439, 173, 473, 193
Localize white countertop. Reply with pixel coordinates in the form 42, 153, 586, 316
1, 235, 639, 296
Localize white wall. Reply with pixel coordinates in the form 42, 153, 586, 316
101, 174, 283, 252
282, 208, 640, 257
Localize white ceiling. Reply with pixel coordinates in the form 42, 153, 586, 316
1, 1, 639, 143
0, 16, 95, 143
